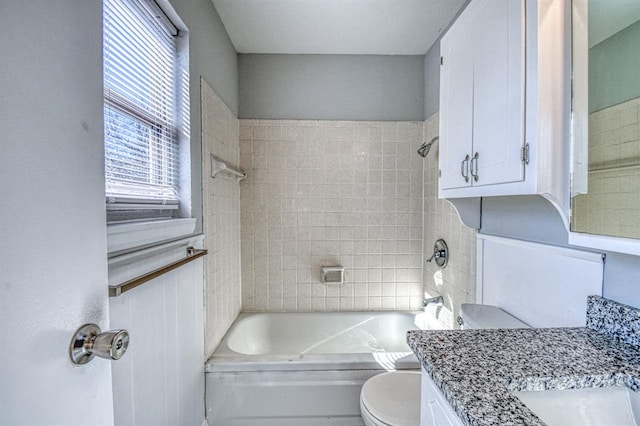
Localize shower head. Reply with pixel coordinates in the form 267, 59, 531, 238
417, 136, 439, 158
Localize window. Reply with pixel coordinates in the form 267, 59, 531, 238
103, 0, 187, 223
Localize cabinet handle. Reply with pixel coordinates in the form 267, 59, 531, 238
470, 152, 479, 182
460, 155, 470, 182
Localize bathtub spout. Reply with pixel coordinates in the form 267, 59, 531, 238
422, 296, 443, 308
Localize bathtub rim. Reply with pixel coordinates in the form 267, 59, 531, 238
206, 310, 438, 373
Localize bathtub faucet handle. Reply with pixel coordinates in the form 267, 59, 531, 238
426, 239, 448, 268
426, 250, 445, 263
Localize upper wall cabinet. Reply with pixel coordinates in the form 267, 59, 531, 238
440, 0, 524, 192
438, 0, 572, 228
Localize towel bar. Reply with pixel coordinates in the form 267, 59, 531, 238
109, 246, 207, 297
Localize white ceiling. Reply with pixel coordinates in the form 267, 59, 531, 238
210, 0, 467, 55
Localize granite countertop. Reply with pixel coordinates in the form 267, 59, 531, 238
406, 295, 640, 426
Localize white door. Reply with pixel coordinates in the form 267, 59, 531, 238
0, 1, 115, 425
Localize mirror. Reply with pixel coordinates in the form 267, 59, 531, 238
571, 0, 640, 242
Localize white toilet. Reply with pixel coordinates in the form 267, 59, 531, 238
360, 371, 422, 426
359, 304, 529, 426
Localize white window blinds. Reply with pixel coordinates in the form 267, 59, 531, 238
103, 0, 180, 217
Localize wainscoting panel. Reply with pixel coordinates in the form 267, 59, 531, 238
109, 235, 205, 426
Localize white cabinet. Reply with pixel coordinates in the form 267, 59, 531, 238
438, 0, 570, 217
439, 3, 475, 191
440, 0, 525, 192
420, 367, 464, 426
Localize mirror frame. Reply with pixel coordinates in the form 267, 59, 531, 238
568, 0, 640, 256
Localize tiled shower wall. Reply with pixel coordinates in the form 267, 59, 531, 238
239, 120, 425, 311
573, 96, 640, 239
422, 113, 477, 328
201, 79, 242, 357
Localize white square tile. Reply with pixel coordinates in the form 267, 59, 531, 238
237, 116, 475, 315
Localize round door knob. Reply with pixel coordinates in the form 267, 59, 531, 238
69, 323, 130, 365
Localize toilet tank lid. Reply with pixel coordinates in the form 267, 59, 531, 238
460, 304, 530, 329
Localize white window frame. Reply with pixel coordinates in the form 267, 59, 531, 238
103, 0, 193, 255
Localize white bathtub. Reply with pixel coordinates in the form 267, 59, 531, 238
205, 311, 438, 425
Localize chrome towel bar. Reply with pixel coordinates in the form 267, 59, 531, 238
109, 246, 207, 297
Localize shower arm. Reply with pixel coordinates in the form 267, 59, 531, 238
417, 136, 439, 158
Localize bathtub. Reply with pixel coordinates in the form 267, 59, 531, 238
205, 311, 439, 425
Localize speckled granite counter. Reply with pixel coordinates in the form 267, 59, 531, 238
406, 296, 640, 426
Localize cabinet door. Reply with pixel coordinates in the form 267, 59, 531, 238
439, 9, 475, 191
420, 367, 464, 426
471, 0, 525, 187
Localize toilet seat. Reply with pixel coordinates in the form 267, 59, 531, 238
360, 371, 421, 426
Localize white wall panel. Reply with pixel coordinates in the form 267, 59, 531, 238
477, 235, 604, 327
109, 236, 205, 426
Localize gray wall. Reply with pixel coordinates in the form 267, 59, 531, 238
168, 0, 239, 233
2, 0, 239, 237
423, 0, 471, 120
590, 20, 640, 112
238, 54, 425, 121
424, 42, 441, 119
480, 196, 569, 247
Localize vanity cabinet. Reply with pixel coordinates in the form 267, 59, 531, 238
438, 0, 570, 217
420, 367, 463, 426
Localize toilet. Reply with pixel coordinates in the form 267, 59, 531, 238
360, 371, 421, 426
359, 304, 529, 425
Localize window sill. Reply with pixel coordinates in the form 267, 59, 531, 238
107, 218, 197, 256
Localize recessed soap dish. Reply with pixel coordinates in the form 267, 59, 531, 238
322, 266, 344, 284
